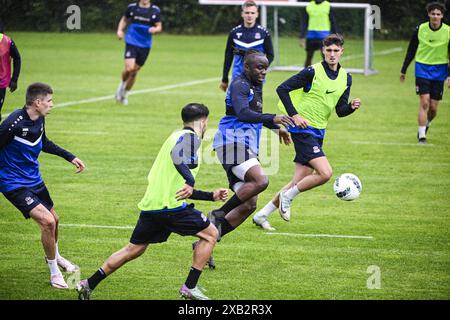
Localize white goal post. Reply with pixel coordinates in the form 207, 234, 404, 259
199, 0, 377, 75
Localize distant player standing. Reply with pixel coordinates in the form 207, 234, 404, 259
0, 83, 86, 288
76, 103, 228, 300
400, 2, 449, 144
220, 0, 274, 92
253, 34, 361, 229
115, 0, 162, 105
204, 51, 292, 266
299, 0, 339, 68
0, 23, 21, 122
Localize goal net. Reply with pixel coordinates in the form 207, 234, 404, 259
199, 0, 377, 75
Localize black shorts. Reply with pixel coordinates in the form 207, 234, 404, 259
130, 204, 210, 245
416, 77, 445, 101
124, 43, 151, 67
306, 39, 323, 53
215, 143, 257, 190
2, 183, 54, 219
291, 132, 325, 166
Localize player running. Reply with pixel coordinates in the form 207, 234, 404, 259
400, 2, 449, 144
115, 0, 162, 105
0, 23, 21, 122
0, 83, 86, 288
76, 103, 228, 300
252, 34, 361, 230
201, 50, 293, 267
220, 0, 274, 92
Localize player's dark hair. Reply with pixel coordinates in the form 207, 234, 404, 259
26, 83, 53, 106
323, 34, 345, 47
181, 103, 209, 123
244, 49, 266, 64
242, 0, 258, 10
0, 21, 4, 33
426, 2, 446, 13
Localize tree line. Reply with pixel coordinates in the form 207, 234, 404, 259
0, 0, 438, 39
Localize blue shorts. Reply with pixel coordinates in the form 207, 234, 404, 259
124, 43, 151, 67
2, 182, 54, 219
415, 77, 444, 101
291, 133, 325, 166
130, 204, 210, 244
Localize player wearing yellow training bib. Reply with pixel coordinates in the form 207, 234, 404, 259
401, 2, 450, 144
253, 34, 361, 230
76, 104, 229, 301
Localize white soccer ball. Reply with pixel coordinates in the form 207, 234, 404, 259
333, 173, 362, 201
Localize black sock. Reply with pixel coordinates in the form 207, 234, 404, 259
219, 194, 243, 214
219, 218, 235, 238
185, 267, 202, 289
87, 268, 107, 290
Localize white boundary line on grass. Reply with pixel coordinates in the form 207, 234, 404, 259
3, 77, 219, 118
351, 141, 435, 147
59, 223, 373, 240
265, 232, 374, 240
340, 47, 403, 62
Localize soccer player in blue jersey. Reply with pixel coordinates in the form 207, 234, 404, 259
0, 83, 86, 289
203, 51, 292, 267
115, 0, 162, 105
400, 2, 449, 144
253, 34, 361, 229
76, 103, 228, 300
220, 0, 274, 92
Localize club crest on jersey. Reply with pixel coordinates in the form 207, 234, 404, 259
25, 197, 34, 206
22, 128, 29, 137
255, 33, 261, 39
236, 33, 243, 39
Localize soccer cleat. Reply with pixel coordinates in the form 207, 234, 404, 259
76, 280, 92, 300
57, 256, 80, 273
418, 137, 427, 144
192, 241, 216, 269
252, 216, 275, 231
278, 191, 292, 222
179, 284, 210, 300
50, 273, 69, 289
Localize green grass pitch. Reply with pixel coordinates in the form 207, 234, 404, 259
0, 32, 449, 300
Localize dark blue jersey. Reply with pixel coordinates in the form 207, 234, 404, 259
124, 2, 161, 48
0, 107, 75, 193
222, 24, 274, 83
213, 74, 279, 156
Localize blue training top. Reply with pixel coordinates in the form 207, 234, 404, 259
124, 2, 161, 49
0, 107, 75, 193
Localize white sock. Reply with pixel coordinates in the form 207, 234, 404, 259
254, 201, 277, 220
47, 258, 61, 276
284, 185, 300, 200
55, 242, 61, 260
418, 126, 426, 139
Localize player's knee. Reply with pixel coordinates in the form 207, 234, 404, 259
255, 175, 269, 193
420, 100, 430, 110
208, 226, 219, 244
40, 215, 56, 232
126, 244, 146, 259
319, 169, 333, 183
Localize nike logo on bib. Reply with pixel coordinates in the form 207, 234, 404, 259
326, 89, 336, 94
